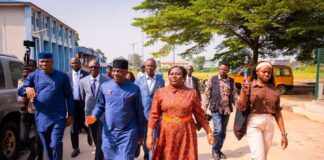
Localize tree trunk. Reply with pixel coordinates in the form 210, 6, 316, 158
252, 47, 258, 65
251, 37, 259, 65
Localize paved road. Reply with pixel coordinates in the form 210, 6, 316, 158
18, 83, 320, 160
286, 83, 315, 95
19, 109, 324, 160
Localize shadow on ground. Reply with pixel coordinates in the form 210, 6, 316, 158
199, 145, 250, 159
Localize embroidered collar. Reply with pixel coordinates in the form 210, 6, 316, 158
167, 84, 186, 93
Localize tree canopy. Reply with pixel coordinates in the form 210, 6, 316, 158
129, 53, 143, 68
193, 56, 205, 70
133, 0, 324, 65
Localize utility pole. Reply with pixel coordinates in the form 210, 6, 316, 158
131, 42, 137, 67
172, 45, 175, 66
141, 32, 144, 61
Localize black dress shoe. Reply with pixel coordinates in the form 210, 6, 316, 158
71, 148, 80, 158
143, 154, 149, 160
219, 151, 227, 159
27, 153, 36, 160
87, 134, 93, 146
212, 150, 220, 160
134, 144, 140, 158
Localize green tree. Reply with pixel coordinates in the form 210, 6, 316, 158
296, 50, 316, 65
74, 32, 80, 46
214, 48, 252, 69
156, 60, 162, 68
129, 53, 143, 69
151, 44, 172, 58
193, 56, 205, 70
133, 0, 324, 64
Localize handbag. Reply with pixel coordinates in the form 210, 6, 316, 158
233, 86, 251, 140
233, 107, 249, 140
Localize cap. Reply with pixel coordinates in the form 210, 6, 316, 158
112, 59, 128, 69
38, 52, 53, 59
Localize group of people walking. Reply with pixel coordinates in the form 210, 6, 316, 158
17, 51, 288, 160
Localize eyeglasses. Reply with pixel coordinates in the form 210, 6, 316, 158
89, 66, 99, 69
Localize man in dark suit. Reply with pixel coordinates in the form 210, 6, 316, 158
185, 65, 201, 100
80, 59, 109, 160
68, 57, 92, 157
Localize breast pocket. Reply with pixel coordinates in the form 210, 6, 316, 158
106, 95, 125, 112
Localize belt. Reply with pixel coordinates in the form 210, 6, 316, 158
162, 115, 192, 123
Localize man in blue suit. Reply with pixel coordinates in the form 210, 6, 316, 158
18, 52, 74, 160
135, 58, 165, 160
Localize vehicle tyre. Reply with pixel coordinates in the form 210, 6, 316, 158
0, 121, 19, 160
277, 85, 287, 95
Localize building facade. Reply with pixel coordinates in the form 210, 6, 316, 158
0, 0, 76, 72
161, 61, 189, 68
75, 46, 108, 74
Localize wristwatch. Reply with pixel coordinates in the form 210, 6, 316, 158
282, 132, 288, 136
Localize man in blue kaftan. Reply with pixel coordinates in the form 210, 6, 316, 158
86, 58, 145, 160
18, 52, 74, 160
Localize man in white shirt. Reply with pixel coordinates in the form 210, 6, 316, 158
68, 57, 92, 158
137, 65, 146, 78
185, 65, 201, 100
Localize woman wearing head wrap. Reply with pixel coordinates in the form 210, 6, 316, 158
236, 61, 288, 160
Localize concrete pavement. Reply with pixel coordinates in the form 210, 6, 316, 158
19, 108, 324, 160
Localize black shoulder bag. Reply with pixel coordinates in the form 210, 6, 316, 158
233, 87, 251, 140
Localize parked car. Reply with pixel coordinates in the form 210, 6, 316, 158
229, 65, 294, 94
0, 53, 24, 160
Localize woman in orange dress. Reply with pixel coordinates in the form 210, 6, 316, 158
146, 66, 215, 160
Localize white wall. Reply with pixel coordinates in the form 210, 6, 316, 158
0, 6, 26, 60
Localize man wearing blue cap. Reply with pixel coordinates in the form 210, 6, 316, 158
86, 59, 145, 160
18, 52, 74, 160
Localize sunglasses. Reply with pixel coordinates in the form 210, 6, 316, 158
89, 66, 99, 69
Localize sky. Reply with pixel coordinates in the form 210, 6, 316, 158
28, 0, 223, 63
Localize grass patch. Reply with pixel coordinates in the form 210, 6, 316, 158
292, 66, 316, 80
132, 65, 318, 80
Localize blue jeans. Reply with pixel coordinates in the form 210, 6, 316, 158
211, 112, 230, 151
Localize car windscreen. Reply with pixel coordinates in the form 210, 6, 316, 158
231, 66, 244, 74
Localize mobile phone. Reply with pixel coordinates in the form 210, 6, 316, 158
243, 69, 248, 84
